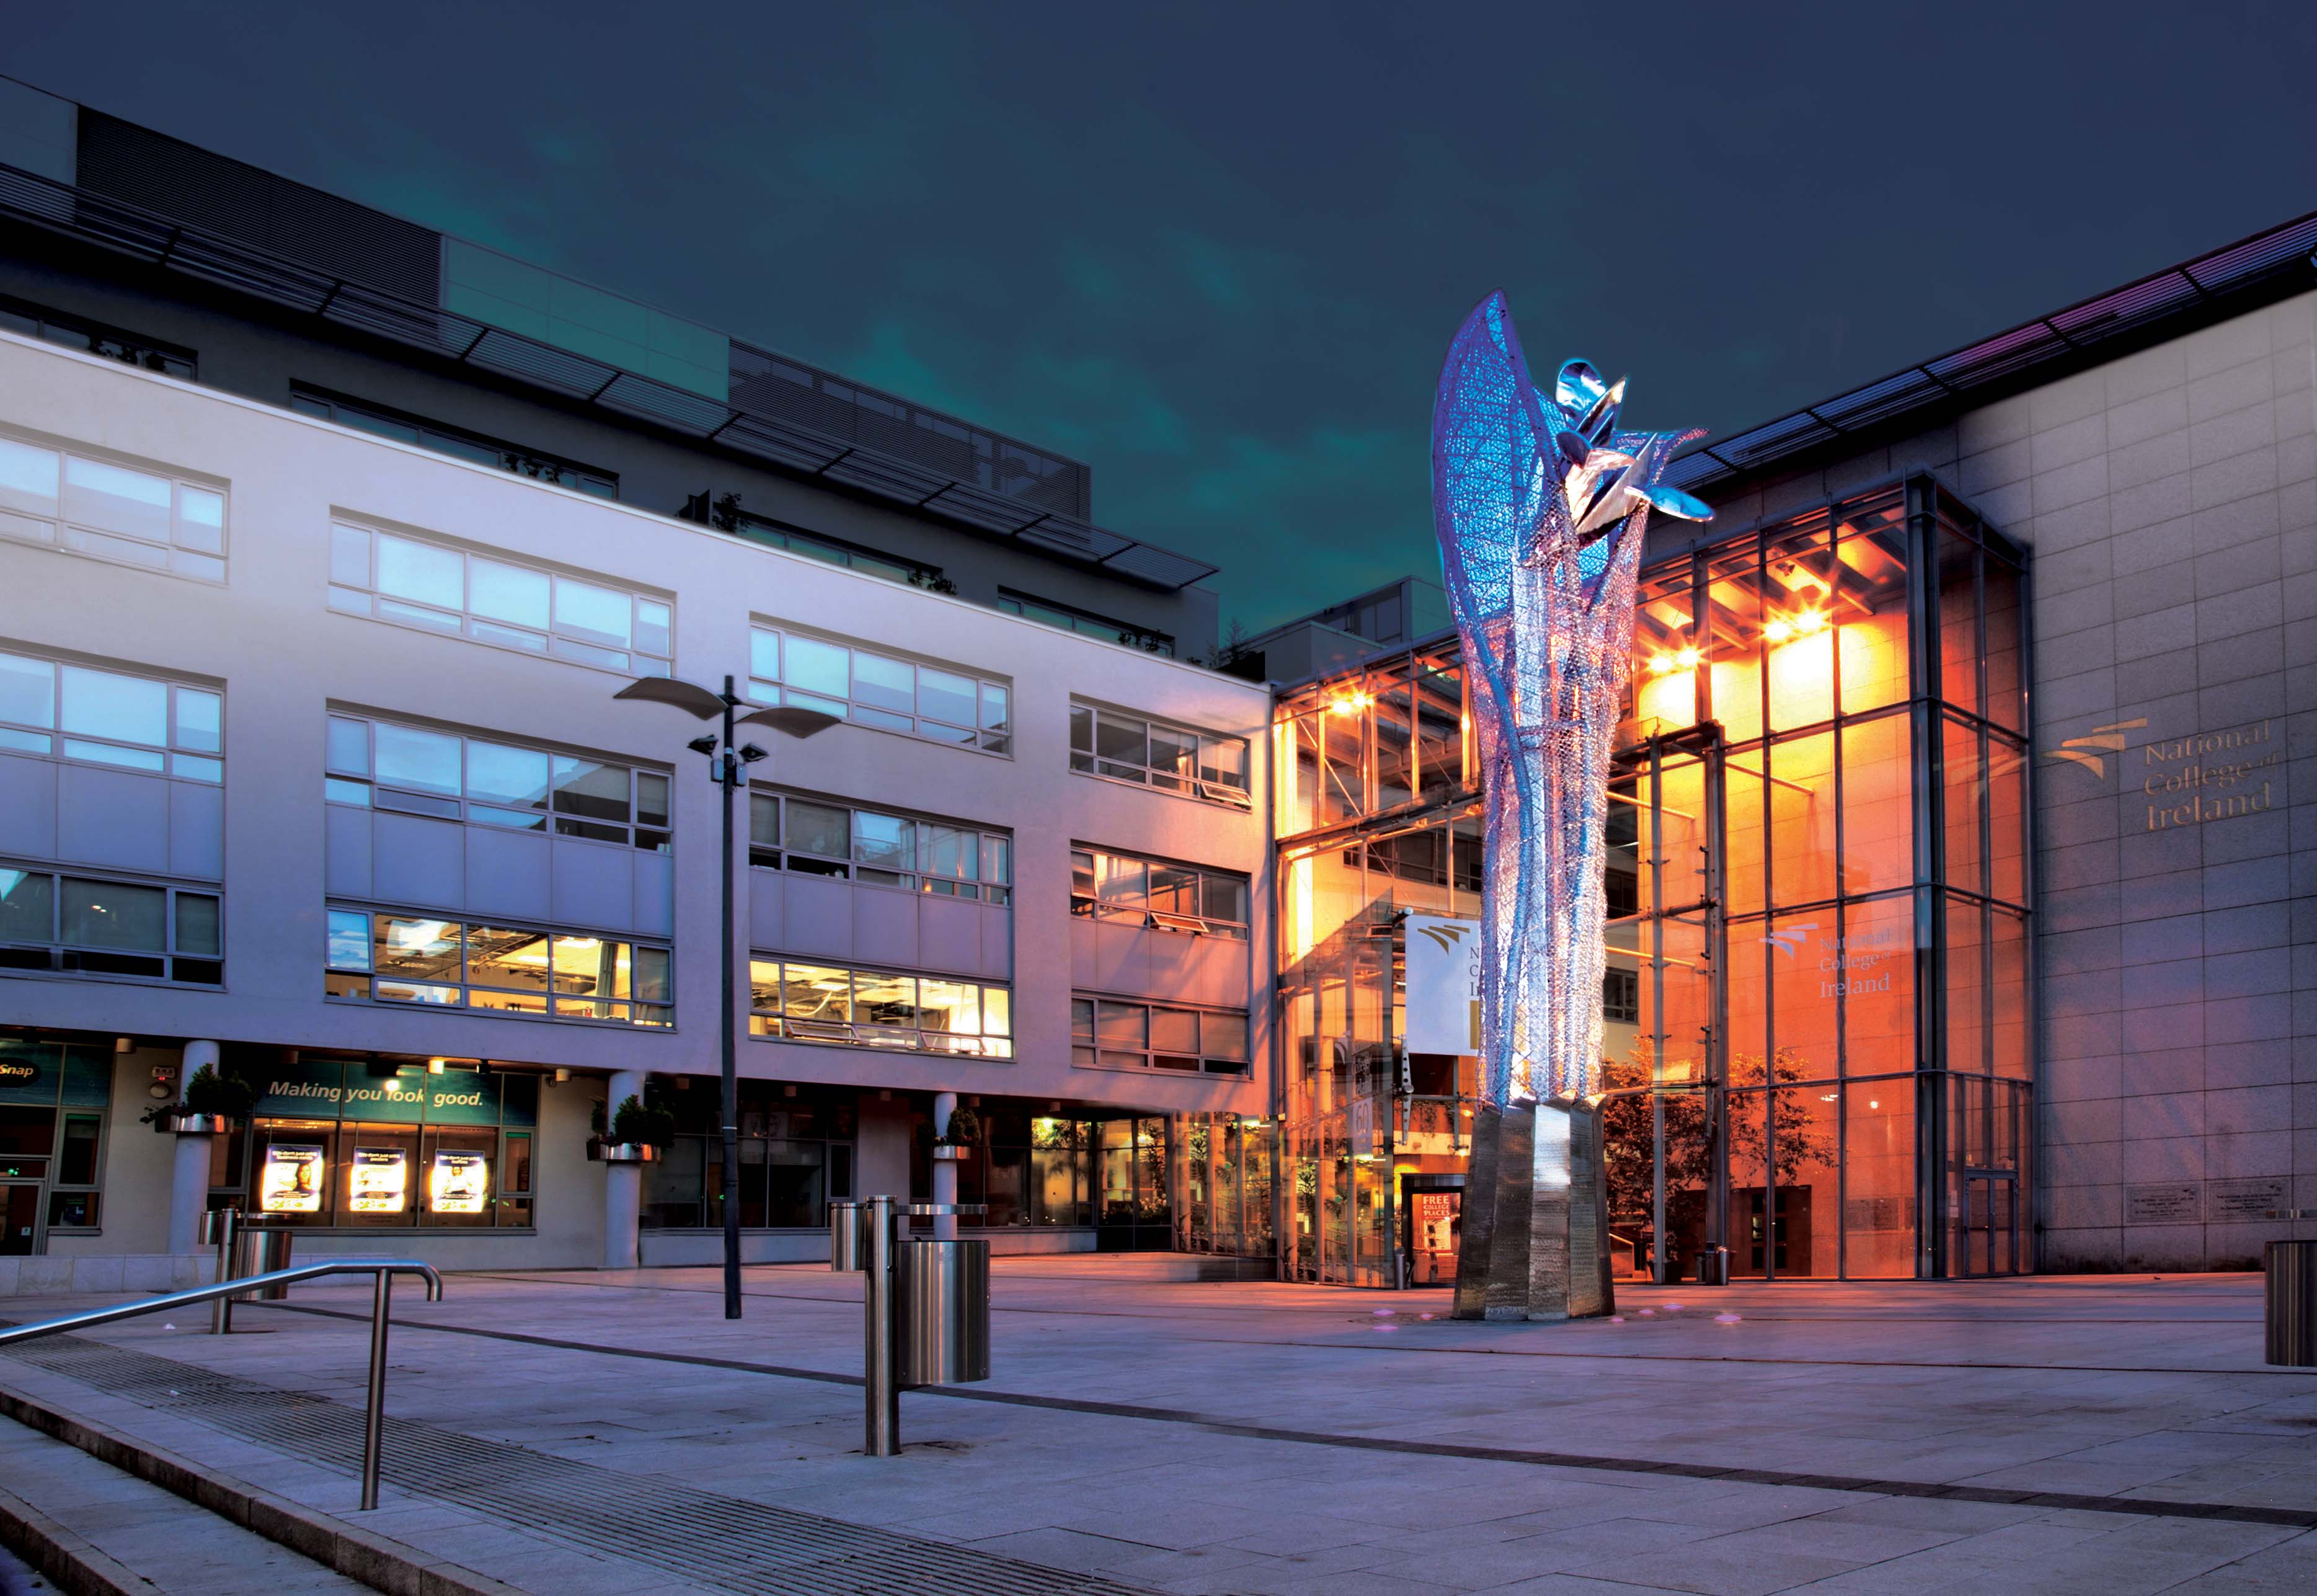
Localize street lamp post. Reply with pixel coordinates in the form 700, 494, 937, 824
615, 672, 838, 1319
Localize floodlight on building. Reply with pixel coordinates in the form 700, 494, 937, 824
113, 1036, 135, 1054
427, 1057, 446, 1075
553, 1067, 571, 1084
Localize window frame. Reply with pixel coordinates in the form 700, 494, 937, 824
326, 523, 673, 677
324, 906, 673, 1028
748, 624, 1011, 756
996, 590, 1174, 657
290, 389, 618, 498
746, 791, 1009, 903
725, 513, 942, 588
748, 957, 1013, 1057
0, 862, 224, 985
0, 430, 228, 582
324, 714, 671, 854
1069, 845, 1248, 939
0, 650, 224, 785
1068, 701, 1251, 809
1071, 993, 1251, 1076
0, 295, 197, 379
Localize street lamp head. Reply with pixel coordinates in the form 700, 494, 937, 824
686, 734, 719, 756
737, 704, 843, 740
738, 743, 769, 763
613, 676, 727, 719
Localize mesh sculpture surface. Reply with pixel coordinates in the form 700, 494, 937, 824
1431, 292, 1709, 1319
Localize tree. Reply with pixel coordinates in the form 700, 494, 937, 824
1597, 1041, 1837, 1225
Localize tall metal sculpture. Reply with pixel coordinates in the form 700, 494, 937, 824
1432, 292, 1709, 1321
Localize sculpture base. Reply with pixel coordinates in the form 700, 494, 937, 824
1451, 1102, 1615, 1322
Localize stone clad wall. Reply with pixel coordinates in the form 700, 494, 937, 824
1693, 290, 2317, 1272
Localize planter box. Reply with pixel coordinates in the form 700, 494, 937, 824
161, 1114, 240, 1135
930, 1144, 970, 1162
590, 1142, 660, 1164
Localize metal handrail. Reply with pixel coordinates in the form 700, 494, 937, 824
0, 1259, 443, 1511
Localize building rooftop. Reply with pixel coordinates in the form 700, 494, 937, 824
1665, 204, 2317, 494
0, 74, 1220, 590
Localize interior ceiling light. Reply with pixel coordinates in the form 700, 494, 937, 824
1329, 692, 1372, 716
1761, 610, 1826, 645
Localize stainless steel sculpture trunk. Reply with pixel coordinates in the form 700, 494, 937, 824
1430, 292, 1709, 1321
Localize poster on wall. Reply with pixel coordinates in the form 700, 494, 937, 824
430, 1150, 489, 1215
348, 1148, 410, 1214
1402, 913, 1482, 1055
260, 1144, 326, 1213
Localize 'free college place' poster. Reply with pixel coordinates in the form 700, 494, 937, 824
430, 1150, 489, 1215
349, 1147, 409, 1213
260, 1144, 326, 1212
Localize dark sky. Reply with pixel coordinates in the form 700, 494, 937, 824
13, 3, 2317, 632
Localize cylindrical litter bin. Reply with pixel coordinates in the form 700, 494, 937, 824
2266, 1240, 2317, 1366
829, 1200, 867, 1272
234, 1228, 295, 1300
1694, 1245, 1730, 1287
198, 1207, 241, 1249
894, 1238, 990, 1386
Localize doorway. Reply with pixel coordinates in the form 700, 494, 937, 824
0, 1184, 39, 1256
1399, 1174, 1463, 1286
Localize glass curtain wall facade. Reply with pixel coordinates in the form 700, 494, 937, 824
1272, 476, 2031, 1285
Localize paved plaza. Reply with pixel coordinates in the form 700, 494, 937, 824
4, 1260, 2317, 1594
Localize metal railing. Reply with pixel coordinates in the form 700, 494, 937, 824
0, 1259, 444, 1510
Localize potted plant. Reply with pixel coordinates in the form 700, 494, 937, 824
590, 1084, 676, 1164
931, 1104, 981, 1161
142, 1061, 253, 1134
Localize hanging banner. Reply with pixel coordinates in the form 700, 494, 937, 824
430, 1150, 490, 1215
1403, 913, 1482, 1055
348, 1148, 410, 1214
260, 1144, 327, 1212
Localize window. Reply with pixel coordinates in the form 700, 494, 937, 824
0, 652, 222, 782
327, 524, 672, 675
725, 513, 941, 588
325, 908, 671, 1026
748, 959, 1012, 1056
748, 625, 1010, 755
1603, 967, 1641, 1026
290, 389, 617, 497
1072, 995, 1250, 1076
1070, 847, 1247, 938
997, 591, 1174, 657
0, 295, 196, 379
324, 716, 669, 852
0, 866, 222, 983
1069, 702, 1249, 809
747, 792, 1009, 903
0, 432, 226, 580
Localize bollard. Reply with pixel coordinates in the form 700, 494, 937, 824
828, 1200, 866, 1272
862, 1195, 899, 1456
198, 1208, 241, 1334
2266, 1231, 2317, 1366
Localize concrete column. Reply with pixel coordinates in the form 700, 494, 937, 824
166, 1041, 218, 1254
931, 1091, 959, 1240
603, 1070, 644, 1272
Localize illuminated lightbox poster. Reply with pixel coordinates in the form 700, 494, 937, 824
260, 1144, 326, 1213
348, 1148, 409, 1214
430, 1150, 489, 1215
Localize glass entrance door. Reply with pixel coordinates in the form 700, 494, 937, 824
0, 1184, 40, 1255
1962, 1176, 2018, 1276
1950, 1075, 2028, 1275
1603, 732, 1723, 1283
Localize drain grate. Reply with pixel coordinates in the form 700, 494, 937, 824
1, 1332, 1153, 1596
